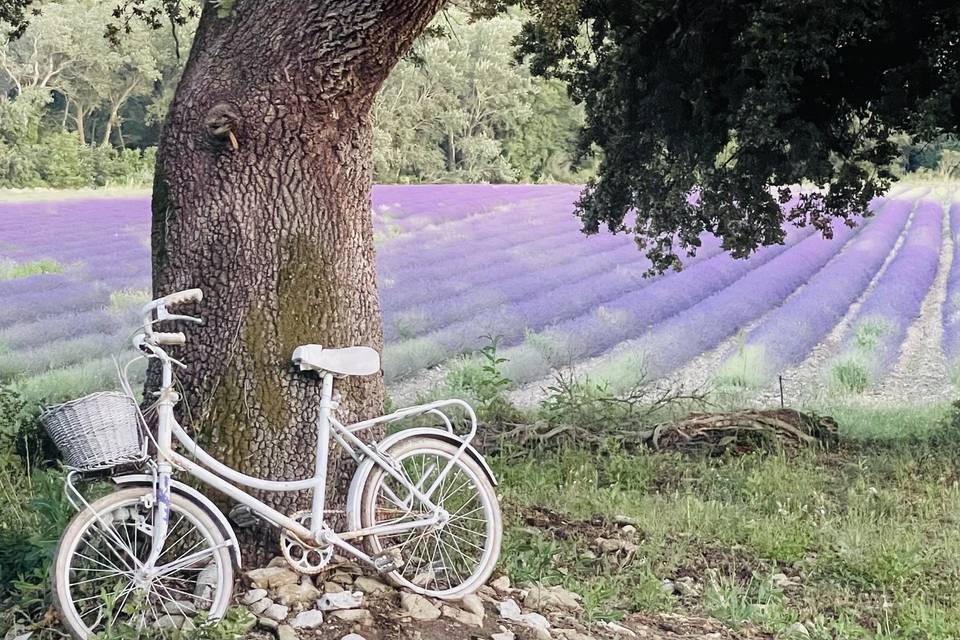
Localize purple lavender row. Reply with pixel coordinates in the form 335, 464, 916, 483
942, 201, 960, 365
591, 217, 864, 385
832, 199, 943, 381
383, 217, 811, 381
494, 222, 815, 384
0, 309, 123, 350
721, 198, 909, 378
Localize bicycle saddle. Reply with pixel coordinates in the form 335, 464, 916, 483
292, 345, 381, 377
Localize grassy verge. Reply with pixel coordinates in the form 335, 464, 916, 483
492, 403, 960, 639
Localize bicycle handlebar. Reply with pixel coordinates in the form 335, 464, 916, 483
139, 288, 204, 348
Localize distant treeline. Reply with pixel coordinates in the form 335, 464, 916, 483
0, 3, 955, 189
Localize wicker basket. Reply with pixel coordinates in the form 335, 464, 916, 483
40, 392, 146, 471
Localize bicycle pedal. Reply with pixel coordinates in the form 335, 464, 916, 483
228, 504, 261, 528
372, 548, 403, 574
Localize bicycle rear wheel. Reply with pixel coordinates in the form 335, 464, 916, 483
53, 486, 234, 639
358, 437, 501, 599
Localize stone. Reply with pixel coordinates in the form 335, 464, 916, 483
277, 624, 298, 640
276, 582, 321, 608
247, 567, 300, 590
263, 603, 290, 622
621, 524, 637, 537
291, 610, 324, 629
524, 585, 582, 611
555, 630, 596, 640
268, 556, 289, 568
354, 576, 391, 595
594, 537, 638, 554
341, 635, 368, 640
324, 581, 345, 593
660, 579, 675, 594
785, 622, 810, 638
491, 628, 516, 640
249, 598, 273, 615
400, 591, 442, 621
441, 604, 483, 628
460, 593, 485, 618
257, 617, 279, 631
600, 621, 636, 637
155, 615, 185, 630
490, 575, 511, 592
613, 515, 637, 526
331, 572, 355, 585
674, 576, 700, 597
331, 609, 374, 625
772, 573, 797, 589
318, 590, 364, 611
241, 589, 269, 606
499, 598, 550, 634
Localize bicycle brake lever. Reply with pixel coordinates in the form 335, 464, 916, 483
159, 313, 203, 325
168, 356, 188, 370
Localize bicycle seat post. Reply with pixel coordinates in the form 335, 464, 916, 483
310, 372, 336, 539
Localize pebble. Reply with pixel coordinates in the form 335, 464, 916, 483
786, 622, 810, 637
400, 591, 442, 621
257, 617, 279, 631
276, 582, 321, 608
460, 593, 485, 618
246, 566, 300, 590
341, 634, 367, 640
491, 628, 516, 640
441, 604, 483, 628
524, 584, 582, 611
249, 598, 272, 615
324, 581, 346, 593
354, 576, 391, 594
291, 609, 324, 629
490, 575, 511, 592
277, 624, 298, 640
331, 609, 374, 625
263, 603, 290, 621
241, 588, 268, 605
318, 590, 364, 611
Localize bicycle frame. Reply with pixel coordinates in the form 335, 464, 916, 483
141, 351, 480, 576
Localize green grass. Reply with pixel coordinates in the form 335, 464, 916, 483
0, 259, 63, 281
492, 403, 960, 638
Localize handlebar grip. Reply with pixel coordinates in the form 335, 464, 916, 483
164, 289, 203, 307
153, 332, 186, 345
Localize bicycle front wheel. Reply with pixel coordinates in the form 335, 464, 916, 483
52, 486, 234, 639
359, 437, 502, 599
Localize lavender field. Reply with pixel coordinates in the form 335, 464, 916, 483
0, 184, 956, 405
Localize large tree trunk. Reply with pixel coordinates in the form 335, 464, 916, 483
150, 0, 444, 560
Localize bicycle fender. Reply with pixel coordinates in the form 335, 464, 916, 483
345, 428, 498, 532
112, 474, 242, 570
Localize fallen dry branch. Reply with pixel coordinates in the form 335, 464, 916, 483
483, 408, 838, 455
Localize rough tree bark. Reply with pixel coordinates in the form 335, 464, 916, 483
150, 0, 445, 559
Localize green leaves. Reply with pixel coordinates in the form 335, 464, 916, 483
514, 0, 960, 272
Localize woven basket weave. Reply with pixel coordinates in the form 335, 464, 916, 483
40, 392, 145, 471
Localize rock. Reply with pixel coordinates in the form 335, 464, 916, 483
291, 610, 324, 629
490, 575, 511, 592
277, 624, 298, 640
341, 635, 368, 640
268, 556, 289, 568
331, 572, 355, 586
354, 576, 391, 595
276, 582, 321, 608
491, 628, 516, 640
247, 567, 300, 590
460, 593, 485, 618
771, 573, 797, 589
613, 515, 637, 526
257, 617, 279, 631
155, 615, 185, 630
594, 537, 638, 555
499, 598, 550, 635
324, 581, 346, 593
555, 630, 596, 640
785, 622, 810, 638
400, 591, 442, 621
249, 598, 273, 615
241, 589, 269, 606
524, 584, 582, 611
660, 579, 675, 594
674, 576, 700, 597
331, 609, 374, 625
441, 604, 483, 627
621, 524, 637, 537
318, 590, 364, 611
600, 621, 636, 637
263, 603, 290, 621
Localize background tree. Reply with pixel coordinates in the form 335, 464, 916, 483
480, 0, 960, 272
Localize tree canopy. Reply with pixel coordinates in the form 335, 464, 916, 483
476, 0, 960, 271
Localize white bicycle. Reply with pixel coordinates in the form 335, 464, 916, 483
43, 288, 502, 639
